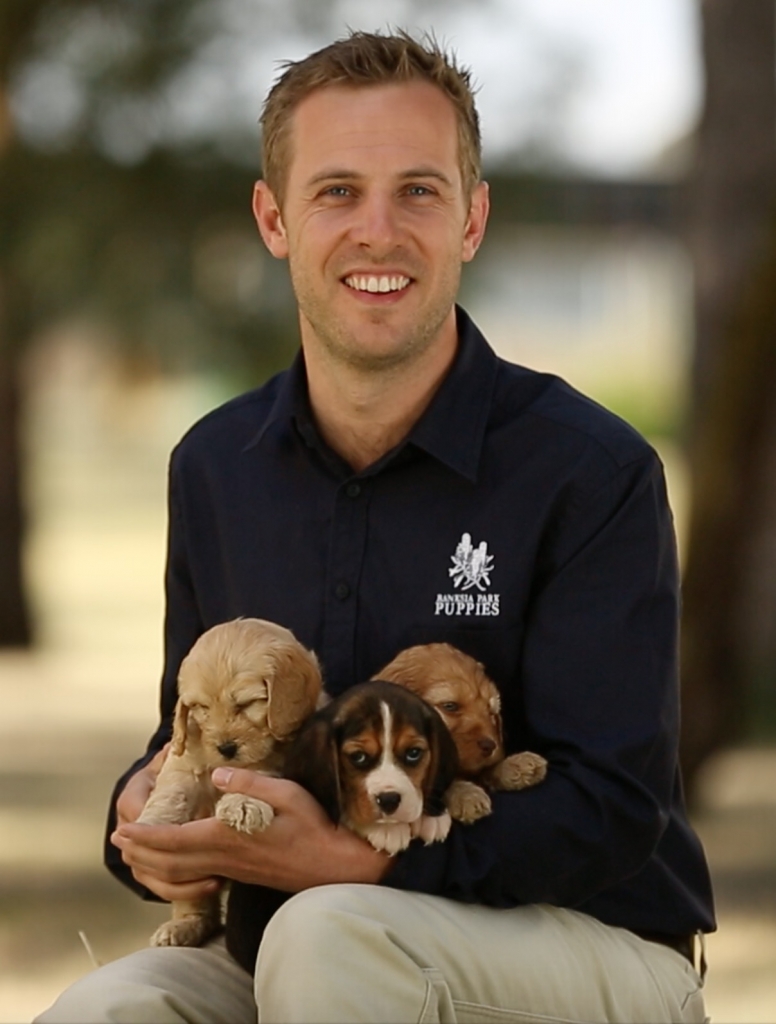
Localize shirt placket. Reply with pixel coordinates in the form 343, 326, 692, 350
321, 479, 369, 692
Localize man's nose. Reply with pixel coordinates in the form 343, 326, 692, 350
351, 193, 403, 250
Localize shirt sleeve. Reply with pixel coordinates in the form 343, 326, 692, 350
103, 454, 205, 897
385, 450, 682, 908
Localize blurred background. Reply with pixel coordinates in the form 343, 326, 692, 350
0, 0, 775, 1020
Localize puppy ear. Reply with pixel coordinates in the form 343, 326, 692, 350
170, 699, 190, 756
267, 644, 323, 740
375, 647, 424, 693
283, 713, 342, 824
423, 711, 459, 816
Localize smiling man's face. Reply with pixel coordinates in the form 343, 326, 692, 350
254, 79, 489, 375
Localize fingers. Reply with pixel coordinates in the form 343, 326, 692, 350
116, 768, 156, 826
116, 745, 170, 826
112, 817, 221, 856
111, 820, 223, 900
130, 868, 221, 904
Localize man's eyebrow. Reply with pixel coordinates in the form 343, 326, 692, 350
306, 169, 361, 187
305, 167, 455, 188
399, 167, 455, 186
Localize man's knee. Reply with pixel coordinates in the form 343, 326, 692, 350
35, 943, 256, 1024
36, 972, 184, 1024
261, 883, 378, 957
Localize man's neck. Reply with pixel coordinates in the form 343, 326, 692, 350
303, 330, 458, 474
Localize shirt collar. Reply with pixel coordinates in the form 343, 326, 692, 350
245, 305, 499, 483
243, 350, 307, 453
404, 306, 499, 482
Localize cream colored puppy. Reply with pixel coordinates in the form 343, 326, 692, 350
137, 617, 322, 947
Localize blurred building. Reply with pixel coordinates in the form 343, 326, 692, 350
465, 174, 689, 438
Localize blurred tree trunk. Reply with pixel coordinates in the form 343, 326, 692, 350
0, 342, 31, 646
0, 9, 36, 645
681, 0, 776, 787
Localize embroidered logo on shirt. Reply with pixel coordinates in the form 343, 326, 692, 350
435, 532, 500, 617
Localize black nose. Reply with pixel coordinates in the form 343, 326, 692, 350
217, 741, 238, 760
478, 738, 497, 756
375, 791, 402, 814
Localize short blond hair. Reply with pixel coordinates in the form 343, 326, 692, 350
261, 29, 481, 205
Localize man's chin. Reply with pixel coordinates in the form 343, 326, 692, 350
315, 322, 429, 373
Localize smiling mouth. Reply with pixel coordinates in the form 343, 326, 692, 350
343, 274, 412, 294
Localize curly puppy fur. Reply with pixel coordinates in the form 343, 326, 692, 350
136, 617, 322, 947
376, 643, 547, 823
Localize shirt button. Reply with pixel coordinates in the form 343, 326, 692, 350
345, 483, 361, 498
335, 582, 351, 600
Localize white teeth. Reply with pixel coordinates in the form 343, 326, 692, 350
345, 275, 410, 293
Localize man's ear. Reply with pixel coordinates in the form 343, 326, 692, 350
461, 180, 490, 263
252, 180, 289, 258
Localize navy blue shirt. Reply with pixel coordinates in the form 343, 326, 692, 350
105, 307, 715, 937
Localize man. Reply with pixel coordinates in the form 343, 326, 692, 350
38, 29, 714, 1024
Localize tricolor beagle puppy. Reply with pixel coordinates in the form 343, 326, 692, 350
226, 680, 460, 972
283, 679, 460, 855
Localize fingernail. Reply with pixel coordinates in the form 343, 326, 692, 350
212, 767, 233, 787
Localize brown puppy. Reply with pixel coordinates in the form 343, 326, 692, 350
137, 617, 322, 947
376, 643, 547, 821
283, 679, 459, 855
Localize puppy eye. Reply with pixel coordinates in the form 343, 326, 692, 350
438, 701, 460, 713
402, 747, 425, 765
348, 750, 370, 768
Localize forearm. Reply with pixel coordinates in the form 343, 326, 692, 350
385, 762, 666, 908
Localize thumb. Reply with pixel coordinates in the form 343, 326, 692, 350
211, 766, 283, 798
211, 766, 234, 789
211, 768, 317, 817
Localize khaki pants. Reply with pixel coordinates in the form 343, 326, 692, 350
35, 885, 707, 1024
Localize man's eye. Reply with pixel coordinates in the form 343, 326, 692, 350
407, 185, 433, 196
438, 701, 460, 713
324, 186, 350, 197
403, 747, 425, 765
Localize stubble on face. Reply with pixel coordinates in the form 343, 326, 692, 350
290, 248, 463, 376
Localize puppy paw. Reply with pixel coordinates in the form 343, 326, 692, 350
150, 916, 217, 948
364, 822, 412, 856
445, 779, 492, 823
136, 788, 191, 826
489, 751, 547, 791
216, 793, 274, 833
410, 811, 452, 845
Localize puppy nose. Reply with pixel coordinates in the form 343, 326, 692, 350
217, 741, 238, 760
375, 791, 402, 814
478, 737, 497, 757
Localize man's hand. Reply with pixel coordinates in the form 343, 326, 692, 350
114, 744, 222, 902
110, 769, 392, 900
116, 744, 169, 827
